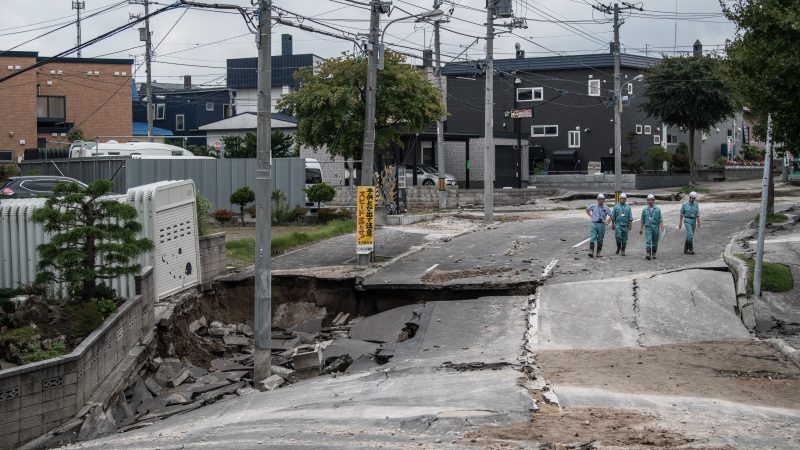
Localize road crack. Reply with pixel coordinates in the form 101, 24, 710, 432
632, 279, 645, 347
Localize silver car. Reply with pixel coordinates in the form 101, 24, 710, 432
405, 164, 456, 186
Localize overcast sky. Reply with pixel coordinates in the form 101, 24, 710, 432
1, 0, 737, 86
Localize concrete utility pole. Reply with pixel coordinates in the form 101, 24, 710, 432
72, 1, 85, 57
754, 113, 772, 297
131, 0, 155, 140
357, 0, 384, 267
253, 0, 273, 383
612, 3, 621, 202
434, 0, 447, 210
484, 0, 495, 223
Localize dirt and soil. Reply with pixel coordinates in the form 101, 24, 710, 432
469, 404, 696, 449
535, 340, 800, 409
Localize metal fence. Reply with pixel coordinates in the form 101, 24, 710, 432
18, 157, 307, 211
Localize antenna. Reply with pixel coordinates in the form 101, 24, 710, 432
72, 1, 86, 57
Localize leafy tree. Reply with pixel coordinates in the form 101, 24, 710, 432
222, 130, 296, 158
196, 192, 213, 236
646, 146, 673, 171
31, 180, 153, 302
277, 50, 445, 161
639, 56, 734, 184
671, 143, 690, 172
230, 186, 255, 226
303, 183, 336, 210
66, 127, 84, 143
721, 0, 800, 213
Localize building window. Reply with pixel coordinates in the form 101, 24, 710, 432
154, 103, 166, 120
667, 134, 678, 144
588, 79, 601, 96
627, 83, 633, 95
635, 124, 643, 134
205, 102, 215, 111
517, 87, 543, 102
176, 114, 185, 131
36, 96, 66, 120
568, 130, 580, 148
532, 125, 558, 137
644, 125, 651, 135
653, 135, 661, 145
223, 104, 236, 118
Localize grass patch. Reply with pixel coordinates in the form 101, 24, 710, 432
227, 219, 356, 265
22, 342, 67, 363
744, 259, 794, 293
678, 185, 710, 194
755, 213, 788, 225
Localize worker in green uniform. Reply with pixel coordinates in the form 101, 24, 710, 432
679, 191, 701, 254
639, 194, 664, 260
611, 193, 633, 256
585, 193, 612, 258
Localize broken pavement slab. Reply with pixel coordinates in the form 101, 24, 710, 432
322, 338, 381, 361
223, 335, 251, 347
258, 375, 285, 391
348, 304, 421, 343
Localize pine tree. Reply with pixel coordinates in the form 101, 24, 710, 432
31, 180, 153, 302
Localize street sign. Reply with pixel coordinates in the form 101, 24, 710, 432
510, 108, 533, 119
356, 186, 375, 255
213, 141, 222, 151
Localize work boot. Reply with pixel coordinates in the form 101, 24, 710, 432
688, 241, 695, 255
589, 242, 595, 258
646, 248, 651, 260
616, 241, 621, 255
652, 247, 658, 259
621, 243, 626, 256
597, 243, 603, 257
684, 240, 689, 254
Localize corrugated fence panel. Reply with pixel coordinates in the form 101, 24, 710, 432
19, 158, 128, 193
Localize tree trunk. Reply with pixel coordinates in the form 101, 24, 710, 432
688, 127, 697, 186
240, 205, 246, 226
82, 206, 96, 302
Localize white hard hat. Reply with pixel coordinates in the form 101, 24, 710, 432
647, 194, 655, 200
597, 193, 605, 199
620, 193, 627, 199
689, 191, 698, 198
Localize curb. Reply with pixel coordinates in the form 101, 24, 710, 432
722, 228, 757, 331
766, 338, 800, 369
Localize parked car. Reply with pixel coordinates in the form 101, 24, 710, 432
1, 176, 88, 199
405, 164, 457, 186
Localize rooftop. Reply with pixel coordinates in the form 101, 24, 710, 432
0, 51, 133, 65
441, 53, 660, 76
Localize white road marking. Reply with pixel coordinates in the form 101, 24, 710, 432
542, 259, 558, 277
424, 263, 439, 273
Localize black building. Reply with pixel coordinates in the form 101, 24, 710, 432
442, 52, 666, 183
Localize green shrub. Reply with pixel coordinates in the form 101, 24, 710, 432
211, 209, 234, 226
303, 183, 336, 209
647, 146, 672, 170
230, 187, 256, 226
318, 208, 352, 222
716, 156, 729, 168
97, 298, 118, 319
196, 193, 213, 236
72, 302, 104, 337
742, 144, 763, 161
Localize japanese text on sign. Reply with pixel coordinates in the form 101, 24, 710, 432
356, 186, 375, 255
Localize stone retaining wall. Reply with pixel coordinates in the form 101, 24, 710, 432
0, 268, 155, 450
405, 186, 459, 209
724, 166, 763, 181
528, 174, 637, 191
199, 233, 226, 286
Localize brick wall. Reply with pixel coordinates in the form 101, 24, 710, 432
0, 268, 155, 450
199, 233, 226, 285
0, 55, 38, 162
35, 61, 132, 147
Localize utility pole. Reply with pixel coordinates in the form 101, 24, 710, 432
131, 0, 154, 141
434, 0, 447, 210
593, 1, 641, 202
613, 3, 621, 202
754, 113, 772, 298
484, 0, 495, 223
72, 1, 85, 57
357, 0, 386, 266
253, 0, 273, 383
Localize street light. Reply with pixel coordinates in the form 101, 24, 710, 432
613, 73, 644, 202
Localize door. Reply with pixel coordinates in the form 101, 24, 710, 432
495, 145, 518, 188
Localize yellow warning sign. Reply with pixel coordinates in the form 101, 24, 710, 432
356, 186, 375, 255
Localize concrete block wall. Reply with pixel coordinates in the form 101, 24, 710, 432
528, 174, 637, 191
0, 268, 155, 450
634, 175, 689, 190
405, 186, 458, 209
199, 233, 226, 285
724, 167, 763, 181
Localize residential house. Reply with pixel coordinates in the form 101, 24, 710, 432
198, 111, 297, 149
0, 51, 133, 162
132, 77, 234, 145
227, 34, 322, 113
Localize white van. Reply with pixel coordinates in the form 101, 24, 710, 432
304, 158, 324, 209
69, 141, 198, 158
